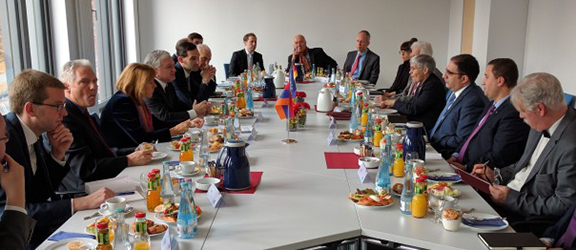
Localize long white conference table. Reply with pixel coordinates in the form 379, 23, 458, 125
38, 79, 513, 250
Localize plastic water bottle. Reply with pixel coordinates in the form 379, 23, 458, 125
375, 152, 391, 193
246, 86, 254, 111
160, 161, 175, 204
176, 180, 197, 239
112, 208, 131, 250
400, 161, 414, 215
348, 86, 359, 133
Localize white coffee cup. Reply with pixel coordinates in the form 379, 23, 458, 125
100, 197, 126, 212
180, 161, 198, 174
187, 129, 202, 141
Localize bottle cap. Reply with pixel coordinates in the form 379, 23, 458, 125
135, 212, 146, 218
97, 221, 108, 229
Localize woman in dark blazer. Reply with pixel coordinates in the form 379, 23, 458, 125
101, 63, 202, 148
386, 38, 418, 94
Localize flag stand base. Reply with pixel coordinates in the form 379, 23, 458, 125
281, 138, 297, 144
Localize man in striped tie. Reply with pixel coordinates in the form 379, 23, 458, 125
429, 54, 487, 159
447, 58, 529, 172
60, 60, 153, 192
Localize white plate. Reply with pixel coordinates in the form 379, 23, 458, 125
461, 213, 509, 232
167, 145, 180, 151
427, 172, 462, 184
377, 109, 398, 115
151, 152, 168, 160
353, 200, 395, 209
45, 238, 98, 250
129, 222, 169, 237
338, 138, 364, 142
173, 168, 201, 177
99, 206, 134, 216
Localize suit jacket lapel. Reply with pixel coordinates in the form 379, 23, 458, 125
523, 109, 575, 184
442, 84, 474, 119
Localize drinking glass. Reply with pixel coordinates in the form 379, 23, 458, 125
406, 152, 419, 162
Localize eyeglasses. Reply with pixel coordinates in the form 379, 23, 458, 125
493, 167, 503, 185
32, 102, 67, 112
445, 69, 465, 77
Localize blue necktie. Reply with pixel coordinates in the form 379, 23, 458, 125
430, 93, 456, 137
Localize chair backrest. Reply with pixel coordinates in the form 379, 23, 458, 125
224, 63, 230, 79
564, 93, 576, 108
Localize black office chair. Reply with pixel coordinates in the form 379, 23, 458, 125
224, 63, 230, 79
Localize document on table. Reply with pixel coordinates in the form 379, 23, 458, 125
85, 176, 143, 202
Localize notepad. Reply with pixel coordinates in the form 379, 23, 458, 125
477, 233, 546, 250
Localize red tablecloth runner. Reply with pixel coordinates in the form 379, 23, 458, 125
324, 152, 360, 169
195, 171, 263, 194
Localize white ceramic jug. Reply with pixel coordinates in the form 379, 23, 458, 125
316, 87, 334, 112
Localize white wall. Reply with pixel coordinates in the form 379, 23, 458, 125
136, 0, 453, 89
523, 0, 576, 94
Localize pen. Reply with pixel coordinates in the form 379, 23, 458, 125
483, 160, 491, 185
116, 191, 135, 196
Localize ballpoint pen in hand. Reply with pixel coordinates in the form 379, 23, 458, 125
482, 160, 491, 185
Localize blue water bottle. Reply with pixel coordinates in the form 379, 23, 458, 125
375, 152, 391, 192
176, 180, 197, 239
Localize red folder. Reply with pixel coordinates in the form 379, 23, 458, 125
450, 164, 491, 194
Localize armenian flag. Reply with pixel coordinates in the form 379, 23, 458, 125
275, 64, 298, 119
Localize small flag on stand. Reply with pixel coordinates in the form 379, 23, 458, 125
274, 64, 298, 119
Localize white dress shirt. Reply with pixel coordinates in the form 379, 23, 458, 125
507, 115, 565, 191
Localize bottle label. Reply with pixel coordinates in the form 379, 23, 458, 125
136, 221, 147, 234
97, 232, 110, 245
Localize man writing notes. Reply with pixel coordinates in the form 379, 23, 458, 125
448, 58, 529, 172
287, 34, 337, 74
429, 54, 487, 159
1, 70, 113, 247
229, 33, 264, 77
343, 30, 380, 85
60, 59, 153, 192
474, 72, 576, 224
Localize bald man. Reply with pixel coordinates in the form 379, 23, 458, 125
287, 34, 337, 74
342, 30, 380, 85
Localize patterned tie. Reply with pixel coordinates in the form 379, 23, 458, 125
457, 104, 496, 163
430, 93, 456, 137
556, 208, 576, 247
350, 53, 361, 76
248, 53, 253, 69
411, 82, 421, 95
84, 111, 116, 157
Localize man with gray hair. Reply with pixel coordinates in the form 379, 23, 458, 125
60, 59, 153, 192
474, 72, 576, 226
383, 54, 446, 133
342, 30, 380, 85
144, 49, 209, 124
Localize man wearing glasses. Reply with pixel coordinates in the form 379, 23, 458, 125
474, 72, 576, 226
429, 54, 487, 159
1, 70, 114, 247
448, 58, 529, 172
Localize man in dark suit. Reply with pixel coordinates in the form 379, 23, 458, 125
0, 114, 35, 249
144, 49, 210, 124
287, 34, 337, 74
342, 30, 380, 85
430, 54, 488, 159
59, 60, 153, 192
473, 72, 576, 223
172, 32, 203, 63
2, 70, 114, 247
448, 58, 529, 172
383, 54, 446, 134
229, 33, 264, 77
172, 42, 217, 106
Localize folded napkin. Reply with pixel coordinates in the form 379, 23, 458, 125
462, 217, 507, 227
48, 231, 95, 241
429, 174, 461, 181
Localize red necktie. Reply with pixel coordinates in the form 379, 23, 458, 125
84, 111, 117, 157
350, 53, 361, 76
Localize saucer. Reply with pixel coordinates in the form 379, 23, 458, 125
98, 206, 134, 216
173, 168, 200, 177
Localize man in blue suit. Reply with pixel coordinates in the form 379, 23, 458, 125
448, 58, 529, 172
430, 54, 488, 159
1, 70, 114, 248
